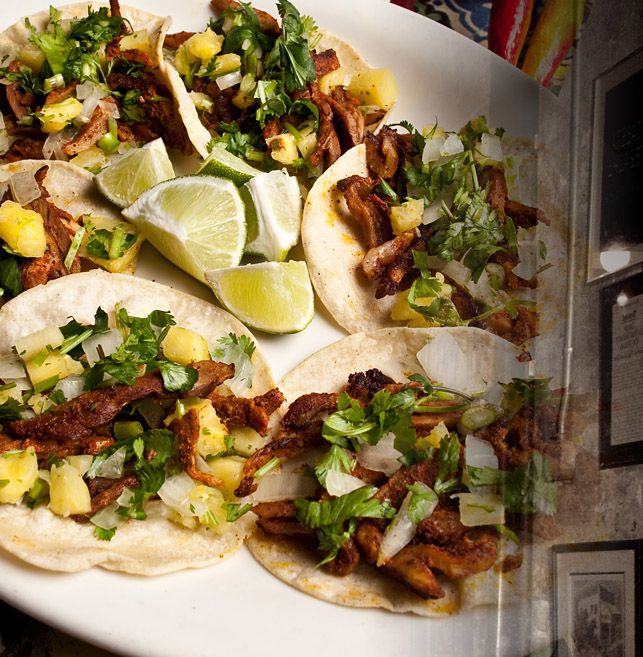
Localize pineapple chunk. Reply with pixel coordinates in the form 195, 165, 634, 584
206, 456, 246, 499
390, 198, 424, 235
84, 215, 143, 274
423, 421, 449, 449
318, 67, 346, 95
348, 68, 398, 110
119, 30, 153, 56
297, 132, 317, 159
197, 402, 228, 458
189, 91, 214, 113
18, 44, 46, 74
67, 455, 93, 476
231, 426, 269, 456
390, 291, 424, 321
209, 53, 241, 76
0, 448, 38, 504
185, 29, 224, 64
38, 98, 84, 134
25, 350, 84, 387
27, 393, 56, 415
14, 326, 64, 362
161, 326, 211, 365
266, 133, 298, 165
69, 145, 108, 173
49, 462, 91, 516
232, 88, 255, 110
0, 201, 46, 257
189, 485, 229, 534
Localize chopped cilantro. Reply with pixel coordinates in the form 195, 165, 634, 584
500, 378, 552, 418
314, 445, 356, 487
94, 526, 117, 541
212, 333, 256, 388
0, 398, 25, 422
0, 256, 22, 299
223, 502, 253, 522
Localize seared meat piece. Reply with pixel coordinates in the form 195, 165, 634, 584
20, 435, 114, 464
337, 175, 392, 249
416, 506, 467, 545
446, 279, 479, 321
188, 360, 235, 398
4, 61, 34, 120
312, 49, 340, 78
505, 199, 550, 227
44, 83, 77, 105
170, 408, 223, 488
365, 127, 400, 180
164, 32, 195, 49
3, 138, 44, 161
105, 39, 157, 68
209, 388, 285, 435
345, 369, 394, 402
281, 392, 339, 430
142, 96, 193, 155
262, 118, 280, 141
481, 304, 539, 345
254, 501, 316, 537
76, 474, 140, 520
309, 89, 342, 167
480, 166, 508, 220
500, 553, 523, 573
373, 458, 440, 508
63, 103, 111, 156
327, 87, 364, 151
210, 0, 281, 37
492, 251, 537, 290
7, 373, 165, 441
0, 435, 22, 453
362, 229, 417, 280
107, 71, 157, 97
326, 538, 360, 576
109, 0, 122, 17
412, 401, 466, 435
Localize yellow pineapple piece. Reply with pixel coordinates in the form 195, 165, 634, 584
38, 98, 84, 134
205, 455, 246, 499
25, 350, 84, 387
49, 462, 91, 516
0, 448, 38, 504
161, 326, 211, 366
0, 201, 46, 257
390, 198, 424, 235
14, 326, 64, 362
119, 30, 153, 56
231, 426, 269, 456
348, 68, 398, 110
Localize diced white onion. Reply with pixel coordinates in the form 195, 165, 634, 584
421, 137, 445, 164
67, 454, 93, 476
4, 377, 31, 392
357, 432, 401, 476
216, 70, 242, 90
92, 446, 127, 480
0, 353, 27, 379
325, 471, 366, 497
117, 487, 137, 509
440, 134, 464, 157
377, 485, 438, 565
0, 111, 9, 156
422, 191, 453, 225
478, 133, 503, 163
82, 329, 123, 366
455, 492, 505, 526
43, 128, 72, 160
98, 98, 120, 119
441, 260, 497, 306
37, 469, 51, 484
253, 469, 317, 502
158, 472, 195, 515
9, 171, 40, 206
90, 501, 124, 529
465, 435, 499, 470
52, 375, 84, 402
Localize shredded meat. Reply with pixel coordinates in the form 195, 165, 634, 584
481, 166, 508, 220
312, 49, 340, 78
365, 127, 400, 180
105, 38, 157, 69
63, 103, 111, 156
326, 538, 361, 576
412, 401, 466, 435
75, 474, 139, 520
4, 61, 34, 120
165, 32, 196, 49
189, 360, 235, 397
170, 408, 223, 487
492, 250, 538, 290
481, 304, 539, 345
362, 229, 418, 280
344, 369, 395, 402
3, 138, 44, 162
208, 388, 285, 435
281, 392, 339, 431
109, 0, 122, 17
374, 458, 441, 508
254, 501, 315, 537
7, 373, 165, 441
210, 0, 281, 37
44, 83, 77, 105
337, 175, 392, 249
416, 506, 467, 545
327, 86, 365, 151
308, 87, 342, 167
505, 199, 550, 227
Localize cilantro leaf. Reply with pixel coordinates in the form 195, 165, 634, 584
212, 333, 256, 388
0, 398, 26, 422
433, 432, 461, 495
94, 526, 117, 541
156, 361, 198, 393
27, 13, 73, 76
314, 445, 356, 487
0, 256, 22, 299
223, 502, 253, 522
406, 482, 438, 524
502, 452, 557, 515
500, 378, 552, 418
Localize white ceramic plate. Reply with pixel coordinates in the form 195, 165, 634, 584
0, 1, 553, 655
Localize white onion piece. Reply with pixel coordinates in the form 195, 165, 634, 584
422, 190, 453, 225
456, 492, 505, 526
9, 171, 40, 205
52, 375, 85, 402
0, 353, 27, 379
90, 501, 124, 529
43, 128, 72, 160
417, 330, 528, 402
441, 260, 496, 306
0, 112, 9, 156
440, 134, 464, 157
98, 98, 120, 119
91, 446, 127, 480
465, 435, 499, 470
67, 454, 93, 476
158, 472, 195, 515
421, 137, 444, 163
82, 329, 123, 366
478, 133, 503, 163
377, 485, 438, 565
37, 469, 51, 484
216, 71, 242, 90
325, 471, 366, 497
253, 469, 317, 502
357, 432, 401, 476
3, 377, 31, 393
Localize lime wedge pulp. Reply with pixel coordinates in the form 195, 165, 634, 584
95, 138, 175, 208
122, 176, 246, 283
198, 144, 262, 186
205, 261, 314, 334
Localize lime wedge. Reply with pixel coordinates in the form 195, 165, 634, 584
122, 176, 246, 283
243, 170, 302, 261
95, 139, 175, 208
206, 261, 314, 333
198, 144, 262, 185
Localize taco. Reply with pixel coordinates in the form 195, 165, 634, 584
242, 327, 561, 615
302, 118, 552, 346
0, 159, 143, 303
0, 270, 285, 574
161, 0, 398, 177
0, 1, 192, 168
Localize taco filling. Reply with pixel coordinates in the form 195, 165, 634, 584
165, 0, 396, 176
243, 366, 560, 601
0, 304, 284, 543
336, 118, 550, 345
0, 163, 142, 303
0, 1, 191, 166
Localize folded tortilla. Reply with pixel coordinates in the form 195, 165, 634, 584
0, 270, 275, 574
247, 327, 538, 615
